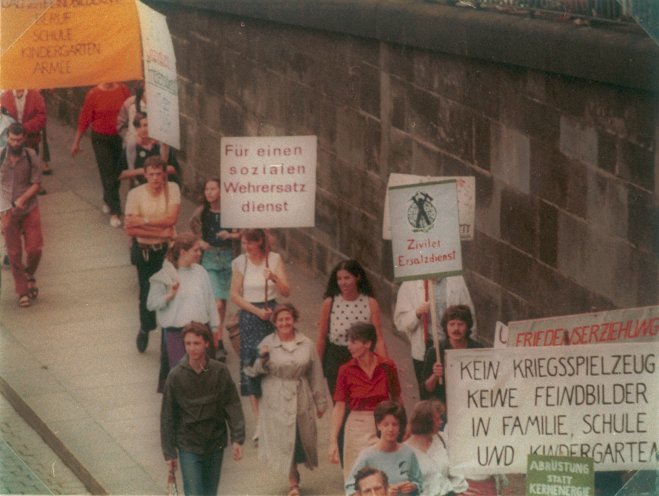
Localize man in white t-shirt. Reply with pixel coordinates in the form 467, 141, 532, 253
124, 156, 181, 353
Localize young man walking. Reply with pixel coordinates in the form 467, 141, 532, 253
161, 322, 245, 495
124, 155, 180, 352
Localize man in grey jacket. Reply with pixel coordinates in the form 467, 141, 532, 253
161, 322, 245, 495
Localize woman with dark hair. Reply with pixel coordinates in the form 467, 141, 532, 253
247, 303, 327, 496
118, 112, 179, 186
230, 228, 290, 440
329, 323, 401, 480
405, 400, 469, 496
147, 232, 219, 390
422, 304, 482, 403
346, 400, 422, 496
190, 177, 240, 356
317, 259, 388, 399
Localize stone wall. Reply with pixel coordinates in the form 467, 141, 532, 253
47, 1, 658, 342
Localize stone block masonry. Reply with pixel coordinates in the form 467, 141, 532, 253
46, 0, 658, 341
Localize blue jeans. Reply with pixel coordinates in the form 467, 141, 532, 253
178, 449, 224, 495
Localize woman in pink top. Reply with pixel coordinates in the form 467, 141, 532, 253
70, 82, 130, 228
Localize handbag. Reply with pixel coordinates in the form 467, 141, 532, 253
226, 312, 241, 354
227, 255, 248, 355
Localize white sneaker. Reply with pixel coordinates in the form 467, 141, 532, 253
110, 215, 122, 228
101, 203, 111, 214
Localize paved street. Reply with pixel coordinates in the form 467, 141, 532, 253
0, 394, 89, 495
0, 116, 419, 495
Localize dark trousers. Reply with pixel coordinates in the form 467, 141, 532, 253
91, 131, 123, 215
413, 358, 427, 399
132, 241, 167, 332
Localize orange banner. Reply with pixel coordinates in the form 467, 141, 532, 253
1, 0, 143, 89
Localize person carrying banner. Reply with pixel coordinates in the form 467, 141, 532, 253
71, 82, 130, 228
230, 228, 290, 442
394, 277, 477, 399
421, 304, 482, 405
420, 305, 502, 494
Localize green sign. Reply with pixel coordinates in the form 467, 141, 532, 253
527, 455, 594, 496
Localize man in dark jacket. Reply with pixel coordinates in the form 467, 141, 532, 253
161, 322, 245, 495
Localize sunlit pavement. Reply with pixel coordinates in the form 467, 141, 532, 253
0, 116, 421, 495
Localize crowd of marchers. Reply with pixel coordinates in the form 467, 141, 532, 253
0, 84, 506, 496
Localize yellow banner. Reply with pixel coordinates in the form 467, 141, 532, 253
1, 0, 143, 89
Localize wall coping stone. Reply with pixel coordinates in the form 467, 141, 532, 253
152, 0, 658, 92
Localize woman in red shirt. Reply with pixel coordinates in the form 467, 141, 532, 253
329, 322, 402, 480
70, 82, 130, 228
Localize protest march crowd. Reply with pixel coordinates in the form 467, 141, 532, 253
0, 83, 638, 496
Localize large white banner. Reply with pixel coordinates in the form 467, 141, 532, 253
220, 136, 317, 228
389, 180, 462, 281
506, 305, 659, 348
383, 173, 475, 241
136, 1, 180, 148
445, 344, 659, 475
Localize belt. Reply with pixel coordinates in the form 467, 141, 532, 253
138, 242, 168, 251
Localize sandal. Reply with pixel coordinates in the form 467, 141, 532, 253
18, 294, 31, 308
26, 277, 38, 299
287, 469, 300, 496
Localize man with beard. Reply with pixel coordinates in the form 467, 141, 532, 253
0, 123, 44, 307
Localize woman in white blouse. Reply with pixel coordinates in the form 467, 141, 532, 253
147, 232, 219, 391
230, 229, 290, 440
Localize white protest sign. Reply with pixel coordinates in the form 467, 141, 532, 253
137, 1, 180, 148
389, 180, 462, 282
220, 136, 317, 228
507, 305, 659, 348
383, 173, 475, 240
445, 344, 658, 475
